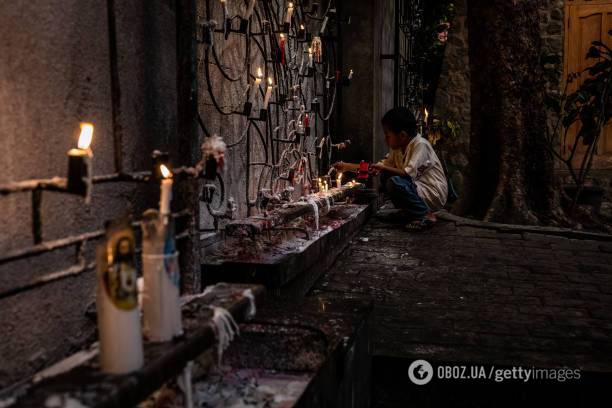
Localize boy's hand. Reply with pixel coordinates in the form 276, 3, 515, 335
370, 163, 385, 175
332, 161, 346, 172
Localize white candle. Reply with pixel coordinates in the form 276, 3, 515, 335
337, 172, 343, 188
263, 77, 273, 110
96, 225, 143, 374
250, 67, 263, 105
159, 164, 173, 216
245, 0, 257, 19
348, 69, 354, 80
308, 47, 313, 67
285, 2, 294, 24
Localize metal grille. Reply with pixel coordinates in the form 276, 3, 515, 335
395, 0, 424, 111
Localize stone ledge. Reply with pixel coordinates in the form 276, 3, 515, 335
202, 200, 377, 296
6, 283, 264, 408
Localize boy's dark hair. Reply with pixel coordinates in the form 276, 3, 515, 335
381, 107, 417, 137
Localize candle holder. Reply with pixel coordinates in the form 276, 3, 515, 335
204, 156, 218, 180
242, 101, 253, 117
201, 21, 216, 46
67, 123, 94, 203
238, 17, 249, 33
67, 151, 92, 198
311, 99, 320, 114
224, 18, 232, 39
258, 109, 269, 121
151, 150, 170, 180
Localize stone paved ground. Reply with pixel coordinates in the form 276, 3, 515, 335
311, 209, 612, 372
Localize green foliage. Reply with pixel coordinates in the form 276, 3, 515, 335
544, 31, 612, 200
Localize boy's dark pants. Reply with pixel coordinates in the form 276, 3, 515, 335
379, 172, 429, 220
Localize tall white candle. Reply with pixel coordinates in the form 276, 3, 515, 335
250, 67, 263, 105
285, 2, 294, 24
263, 77, 273, 110
160, 165, 173, 216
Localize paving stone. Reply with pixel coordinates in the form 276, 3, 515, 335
310, 215, 612, 371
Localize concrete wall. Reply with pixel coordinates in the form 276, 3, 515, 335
0, 0, 177, 388
0, 0, 392, 389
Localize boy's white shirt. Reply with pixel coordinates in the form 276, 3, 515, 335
378, 134, 448, 210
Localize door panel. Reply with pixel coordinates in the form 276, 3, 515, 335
564, 2, 612, 159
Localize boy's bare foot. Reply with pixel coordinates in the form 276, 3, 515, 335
405, 212, 437, 232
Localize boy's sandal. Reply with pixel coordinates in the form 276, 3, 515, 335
405, 218, 436, 232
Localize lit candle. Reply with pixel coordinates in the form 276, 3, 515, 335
67, 122, 94, 202
159, 164, 173, 217
263, 76, 273, 110
304, 113, 310, 136
250, 67, 263, 105
424, 108, 429, 124
348, 69, 354, 80
284, 2, 294, 26
221, 0, 229, 18
279, 33, 286, 65
299, 23, 306, 40
337, 172, 343, 188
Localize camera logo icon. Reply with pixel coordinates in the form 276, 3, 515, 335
408, 359, 434, 385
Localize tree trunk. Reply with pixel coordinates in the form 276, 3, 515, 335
462, 0, 559, 225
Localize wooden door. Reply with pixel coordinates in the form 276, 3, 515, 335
565, 0, 612, 157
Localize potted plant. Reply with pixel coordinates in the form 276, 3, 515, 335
544, 32, 612, 212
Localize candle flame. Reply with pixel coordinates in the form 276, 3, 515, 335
424, 108, 429, 122
268, 77, 273, 86
288, 2, 293, 7
160, 164, 172, 179
257, 67, 263, 78
300, 24, 305, 30
78, 123, 94, 149
280, 33, 285, 39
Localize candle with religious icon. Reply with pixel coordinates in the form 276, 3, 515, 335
67, 122, 94, 202
96, 218, 143, 374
